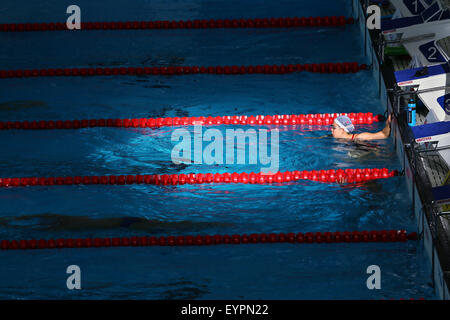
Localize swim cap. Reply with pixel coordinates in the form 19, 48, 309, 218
334, 115, 354, 133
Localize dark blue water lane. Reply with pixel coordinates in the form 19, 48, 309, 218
0, 0, 436, 299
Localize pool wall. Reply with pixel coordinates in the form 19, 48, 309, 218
353, 0, 450, 300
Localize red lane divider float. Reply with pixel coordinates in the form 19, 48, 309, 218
0, 230, 417, 250
0, 16, 354, 32
0, 62, 367, 79
0, 168, 398, 188
0, 112, 381, 131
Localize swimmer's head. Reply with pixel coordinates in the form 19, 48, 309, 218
332, 115, 354, 138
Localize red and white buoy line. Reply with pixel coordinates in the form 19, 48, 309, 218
0, 168, 398, 187
0, 230, 418, 251
0, 112, 380, 130
0, 62, 367, 79
0, 16, 354, 32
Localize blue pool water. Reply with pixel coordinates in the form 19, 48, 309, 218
0, 0, 437, 299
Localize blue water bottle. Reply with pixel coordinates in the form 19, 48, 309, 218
407, 96, 416, 126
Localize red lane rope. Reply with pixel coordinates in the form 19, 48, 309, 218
0, 168, 398, 188
0, 62, 367, 79
0, 230, 417, 250
0, 112, 380, 130
0, 16, 354, 32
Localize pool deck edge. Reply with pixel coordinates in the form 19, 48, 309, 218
354, 0, 450, 300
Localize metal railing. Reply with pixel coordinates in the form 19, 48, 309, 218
388, 83, 450, 117
377, 33, 437, 64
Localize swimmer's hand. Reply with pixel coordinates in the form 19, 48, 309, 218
381, 113, 392, 138
386, 113, 392, 126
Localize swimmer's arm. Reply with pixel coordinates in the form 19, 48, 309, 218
354, 131, 387, 140
354, 114, 392, 141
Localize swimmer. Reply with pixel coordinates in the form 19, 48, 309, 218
331, 114, 392, 140
331, 113, 392, 183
